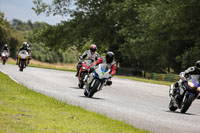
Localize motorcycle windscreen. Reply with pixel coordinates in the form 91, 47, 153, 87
100, 64, 109, 72
85, 60, 92, 66
191, 75, 200, 86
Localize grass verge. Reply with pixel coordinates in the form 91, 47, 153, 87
7, 58, 76, 72
116, 75, 173, 86
0, 72, 149, 133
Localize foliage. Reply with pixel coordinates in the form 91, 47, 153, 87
0, 12, 11, 49
4, 0, 200, 73
0, 11, 25, 58
28, 23, 78, 63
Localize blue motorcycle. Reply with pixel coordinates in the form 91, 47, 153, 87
169, 75, 200, 113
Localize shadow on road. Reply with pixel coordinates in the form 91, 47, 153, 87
70, 86, 83, 89
165, 110, 196, 116
79, 95, 105, 100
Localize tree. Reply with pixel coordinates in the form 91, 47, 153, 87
32, 0, 200, 73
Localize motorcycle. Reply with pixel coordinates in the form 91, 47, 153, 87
84, 64, 111, 98
17, 50, 29, 72
1, 50, 9, 65
169, 75, 200, 113
78, 59, 93, 88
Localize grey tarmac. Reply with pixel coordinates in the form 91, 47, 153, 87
1, 64, 200, 133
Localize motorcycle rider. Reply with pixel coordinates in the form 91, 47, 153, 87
2, 44, 9, 52
27, 43, 32, 65
170, 60, 200, 98
16, 42, 31, 65
86, 51, 116, 89
75, 44, 100, 77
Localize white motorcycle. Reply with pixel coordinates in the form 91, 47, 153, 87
17, 50, 29, 72
84, 64, 111, 98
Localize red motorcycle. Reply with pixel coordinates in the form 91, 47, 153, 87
1, 50, 9, 65
78, 60, 93, 88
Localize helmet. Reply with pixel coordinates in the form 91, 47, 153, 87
4, 44, 8, 47
90, 44, 97, 54
22, 42, 28, 49
195, 60, 200, 70
106, 51, 114, 63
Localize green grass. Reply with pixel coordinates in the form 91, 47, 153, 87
0, 72, 149, 133
28, 64, 76, 72
7, 59, 76, 72
116, 75, 173, 86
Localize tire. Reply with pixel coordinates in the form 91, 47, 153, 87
169, 99, 177, 111
88, 80, 101, 98
180, 94, 195, 113
2, 60, 6, 65
78, 73, 86, 88
19, 60, 25, 72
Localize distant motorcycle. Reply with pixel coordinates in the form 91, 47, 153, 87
78, 59, 93, 88
17, 50, 29, 72
169, 75, 200, 113
1, 50, 9, 65
84, 64, 111, 98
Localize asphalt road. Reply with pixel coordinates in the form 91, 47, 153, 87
1, 64, 200, 133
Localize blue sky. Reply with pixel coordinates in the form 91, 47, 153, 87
0, 0, 67, 25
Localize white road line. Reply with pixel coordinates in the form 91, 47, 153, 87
0, 69, 19, 84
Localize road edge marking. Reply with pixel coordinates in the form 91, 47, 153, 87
0, 69, 20, 84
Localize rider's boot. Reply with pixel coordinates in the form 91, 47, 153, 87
75, 70, 79, 77
105, 78, 112, 86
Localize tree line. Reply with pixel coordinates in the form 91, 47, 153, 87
32, 0, 200, 74
0, 12, 78, 63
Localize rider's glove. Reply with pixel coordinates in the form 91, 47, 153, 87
90, 59, 94, 62
79, 56, 83, 61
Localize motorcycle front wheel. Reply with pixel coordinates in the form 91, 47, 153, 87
2, 59, 6, 65
78, 72, 86, 88
180, 94, 195, 113
88, 80, 101, 98
19, 60, 25, 72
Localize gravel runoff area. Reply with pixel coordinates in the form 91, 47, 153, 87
1, 64, 200, 133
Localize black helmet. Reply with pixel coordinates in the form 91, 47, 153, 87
106, 51, 114, 63
22, 42, 28, 49
195, 60, 200, 70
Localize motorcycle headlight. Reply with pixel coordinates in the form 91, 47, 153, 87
82, 67, 86, 70
188, 81, 194, 88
